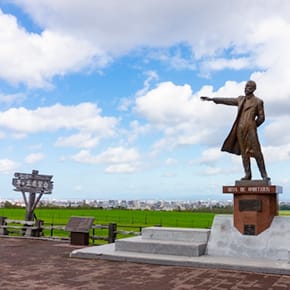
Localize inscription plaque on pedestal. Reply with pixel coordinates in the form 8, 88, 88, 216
239, 200, 262, 212
65, 216, 94, 233
244, 224, 256, 235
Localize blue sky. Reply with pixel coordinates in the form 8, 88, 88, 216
0, 1, 290, 201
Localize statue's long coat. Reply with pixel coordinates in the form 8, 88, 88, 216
213, 95, 265, 157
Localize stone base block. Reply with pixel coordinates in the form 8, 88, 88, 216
115, 236, 207, 257
207, 215, 290, 260
142, 227, 210, 243
115, 227, 210, 257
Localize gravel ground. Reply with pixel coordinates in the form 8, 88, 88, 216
1, 237, 290, 290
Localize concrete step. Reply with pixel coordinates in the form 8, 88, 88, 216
70, 243, 290, 275
115, 236, 207, 257
142, 227, 210, 243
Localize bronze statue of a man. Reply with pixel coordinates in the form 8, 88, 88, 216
201, 80, 270, 181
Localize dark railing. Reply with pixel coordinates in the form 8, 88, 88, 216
0, 217, 44, 237
0, 216, 142, 244
91, 223, 142, 244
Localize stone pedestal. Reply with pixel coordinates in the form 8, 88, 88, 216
223, 181, 282, 235
115, 227, 211, 257
207, 215, 290, 260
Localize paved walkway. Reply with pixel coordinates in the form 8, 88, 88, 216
1, 237, 290, 289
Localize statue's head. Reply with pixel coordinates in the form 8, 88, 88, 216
245, 80, 256, 95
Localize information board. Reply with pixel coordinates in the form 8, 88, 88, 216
65, 216, 95, 233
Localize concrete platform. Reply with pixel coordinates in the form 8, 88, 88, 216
115, 236, 207, 257
70, 243, 290, 275
115, 227, 210, 257
142, 227, 210, 243
70, 217, 290, 275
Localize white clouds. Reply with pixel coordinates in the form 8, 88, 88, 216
165, 158, 178, 166
248, 18, 290, 107
71, 147, 140, 173
136, 82, 194, 124
201, 57, 252, 75
199, 148, 223, 165
263, 145, 290, 163
135, 81, 203, 151
135, 71, 159, 98
8, 1, 193, 51
55, 133, 101, 149
1, 1, 290, 91
24, 152, 44, 164
202, 166, 223, 176
105, 164, 137, 174
1, 1, 290, 197
70, 150, 94, 164
0, 103, 117, 147
0, 9, 108, 87
0, 158, 18, 173
0, 131, 6, 139
135, 80, 243, 129
133, 76, 290, 169
135, 80, 243, 152
119, 71, 159, 113
0, 93, 25, 105
264, 117, 290, 146
95, 147, 140, 164
10, 0, 274, 55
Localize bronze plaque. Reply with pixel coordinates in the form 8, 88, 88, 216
244, 224, 256, 235
223, 184, 282, 194
65, 216, 94, 233
239, 199, 262, 212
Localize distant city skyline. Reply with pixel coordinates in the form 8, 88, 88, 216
2, 197, 290, 211
0, 2, 290, 201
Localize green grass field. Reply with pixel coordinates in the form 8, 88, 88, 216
2, 208, 289, 228
0, 208, 216, 243
279, 210, 290, 216
0, 207, 215, 228
1, 208, 289, 243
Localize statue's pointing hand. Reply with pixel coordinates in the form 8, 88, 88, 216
200, 96, 213, 101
